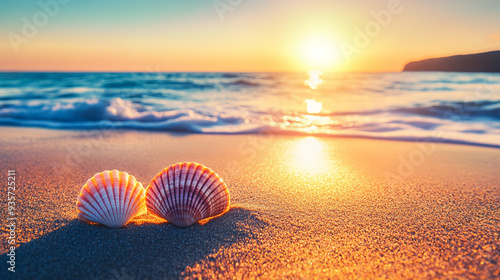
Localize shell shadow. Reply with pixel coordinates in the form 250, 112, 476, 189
0, 207, 266, 280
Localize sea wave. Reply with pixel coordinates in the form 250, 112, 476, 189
1, 97, 500, 148
1, 72, 500, 148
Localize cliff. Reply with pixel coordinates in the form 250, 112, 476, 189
403, 51, 500, 72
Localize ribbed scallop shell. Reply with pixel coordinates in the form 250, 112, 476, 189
146, 162, 230, 227
76, 170, 146, 228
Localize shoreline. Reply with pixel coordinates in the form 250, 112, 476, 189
1, 124, 499, 150
1, 126, 499, 279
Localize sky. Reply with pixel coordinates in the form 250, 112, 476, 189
1, 0, 500, 72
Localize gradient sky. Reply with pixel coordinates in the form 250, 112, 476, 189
1, 0, 500, 72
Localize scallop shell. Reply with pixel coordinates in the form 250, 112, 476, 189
76, 170, 146, 228
146, 162, 230, 227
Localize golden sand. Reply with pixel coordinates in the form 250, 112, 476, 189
0, 127, 498, 279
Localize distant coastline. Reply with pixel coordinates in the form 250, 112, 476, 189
403, 50, 500, 73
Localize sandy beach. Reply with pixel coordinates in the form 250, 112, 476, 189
0, 126, 499, 279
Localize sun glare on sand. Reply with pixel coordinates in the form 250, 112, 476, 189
290, 137, 330, 175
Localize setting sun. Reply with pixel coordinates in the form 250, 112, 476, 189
301, 36, 339, 70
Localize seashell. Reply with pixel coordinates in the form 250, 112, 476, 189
146, 162, 230, 227
76, 170, 146, 228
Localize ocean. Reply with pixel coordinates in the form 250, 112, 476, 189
0, 71, 499, 147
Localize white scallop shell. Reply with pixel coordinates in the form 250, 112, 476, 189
76, 170, 146, 228
146, 162, 230, 227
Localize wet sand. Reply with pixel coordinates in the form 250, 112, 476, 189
0, 127, 499, 279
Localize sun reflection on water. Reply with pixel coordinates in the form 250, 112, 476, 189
304, 70, 324, 89
305, 99, 323, 114
304, 70, 324, 117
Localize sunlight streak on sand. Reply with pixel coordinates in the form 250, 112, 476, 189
288, 137, 332, 176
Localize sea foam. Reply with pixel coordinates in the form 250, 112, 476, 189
0, 72, 499, 147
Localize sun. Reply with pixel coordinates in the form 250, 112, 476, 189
301, 36, 338, 70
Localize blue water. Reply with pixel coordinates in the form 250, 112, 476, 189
1, 71, 499, 147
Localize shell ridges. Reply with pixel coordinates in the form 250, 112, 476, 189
146, 162, 230, 227
76, 170, 146, 228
